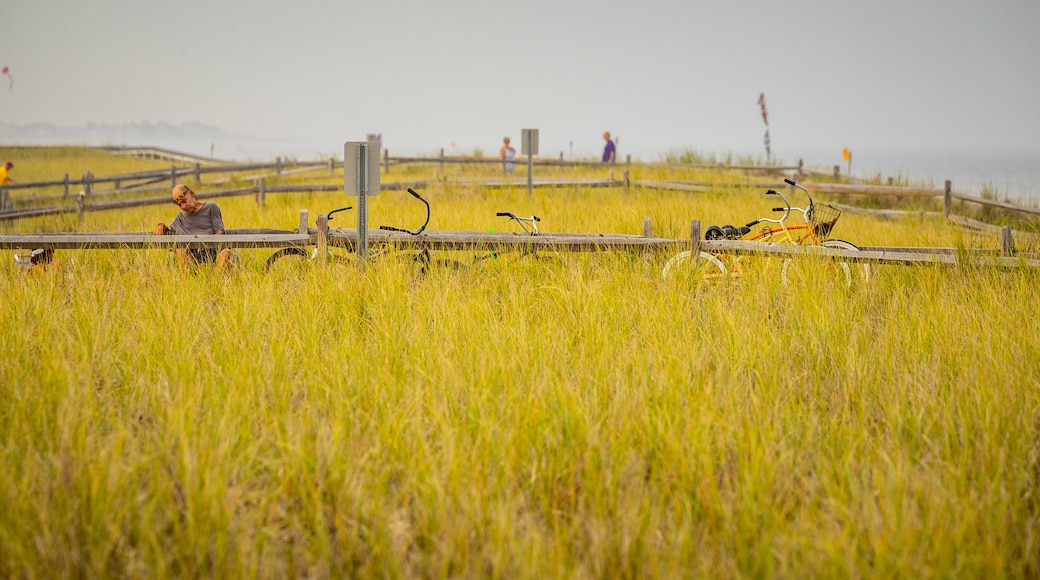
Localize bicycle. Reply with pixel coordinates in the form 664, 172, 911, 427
662, 178, 870, 288
496, 212, 541, 236
264, 187, 432, 274
473, 212, 560, 264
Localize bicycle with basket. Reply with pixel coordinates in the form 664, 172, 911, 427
662, 178, 870, 288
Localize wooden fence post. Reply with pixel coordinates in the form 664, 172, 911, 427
276, 157, 282, 176
944, 180, 952, 218
64, 173, 69, 198
440, 148, 445, 174
624, 170, 630, 189
83, 171, 92, 196
384, 148, 389, 174
833, 165, 840, 179
76, 192, 85, 226
170, 165, 177, 188
1000, 225, 1014, 256
797, 159, 804, 180
256, 178, 266, 208
328, 157, 335, 176
298, 209, 309, 235
316, 213, 329, 265
643, 217, 652, 238
690, 220, 701, 254
0, 189, 8, 210
194, 162, 201, 183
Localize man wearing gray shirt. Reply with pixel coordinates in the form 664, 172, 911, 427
154, 184, 233, 271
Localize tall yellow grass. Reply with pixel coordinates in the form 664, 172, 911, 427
1, 150, 1037, 577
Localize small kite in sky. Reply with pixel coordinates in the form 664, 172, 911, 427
2, 66, 12, 89
757, 92, 768, 126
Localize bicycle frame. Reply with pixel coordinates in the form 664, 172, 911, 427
707, 180, 828, 274
265, 188, 432, 272
496, 212, 540, 236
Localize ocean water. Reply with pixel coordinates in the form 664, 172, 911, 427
793, 147, 1040, 204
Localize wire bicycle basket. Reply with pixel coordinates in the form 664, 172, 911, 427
808, 203, 841, 238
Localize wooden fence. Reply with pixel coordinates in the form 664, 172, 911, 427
3, 175, 1038, 256
8, 171, 1036, 226
2, 152, 1037, 268
0, 150, 798, 208
0, 177, 629, 224
1, 214, 1036, 270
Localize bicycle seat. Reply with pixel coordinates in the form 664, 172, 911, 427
705, 225, 750, 240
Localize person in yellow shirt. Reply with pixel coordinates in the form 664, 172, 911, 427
0, 161, 14, 184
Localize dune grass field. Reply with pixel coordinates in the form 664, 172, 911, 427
1, 147, 1039, 577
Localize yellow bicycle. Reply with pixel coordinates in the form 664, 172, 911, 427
663, 179, 870, 288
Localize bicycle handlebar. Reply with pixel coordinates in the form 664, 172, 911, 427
496, 211, 541, 235
761, 188, 791, 225
497, 212, 541, 222
327, 206, 353, 223
379, 188, 430, 235
784, 178, 816, 209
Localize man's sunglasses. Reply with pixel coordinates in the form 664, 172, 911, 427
173, 189, 192, 205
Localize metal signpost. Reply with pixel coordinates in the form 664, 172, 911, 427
522, 128, 538, 196
344, 141, 381, 259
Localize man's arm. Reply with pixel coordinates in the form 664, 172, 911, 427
209, 203, 226, 235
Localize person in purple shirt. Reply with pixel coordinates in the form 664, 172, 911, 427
602, 131, 616, 163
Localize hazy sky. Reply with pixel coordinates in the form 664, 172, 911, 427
2, 0, 1038, 163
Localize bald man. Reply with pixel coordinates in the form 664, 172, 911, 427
154, 184, 233, 271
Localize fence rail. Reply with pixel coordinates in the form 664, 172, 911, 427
2, 154, 1037, 251
0, 151, 791, 197
2, 215, 1035, 269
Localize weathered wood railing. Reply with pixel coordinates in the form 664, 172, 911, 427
0, 152, 791, 206
2, 160, 1036, 244
1, 217, 1036, 269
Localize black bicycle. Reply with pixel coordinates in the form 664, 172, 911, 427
264, 188, 432, 273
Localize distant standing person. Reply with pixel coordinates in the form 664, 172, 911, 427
499, 137, 516, 174
0, 161, 15, 184
154, 184, 233, 271
602, 132, 616, 163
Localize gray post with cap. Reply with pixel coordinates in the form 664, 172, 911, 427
522, 128, 539, 196
345, 141, 382, 261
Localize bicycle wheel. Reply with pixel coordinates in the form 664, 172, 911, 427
781, 239, 870, 289
264, 246, 311, 274
824, 239, 871, 286
662, 250, 727, 283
